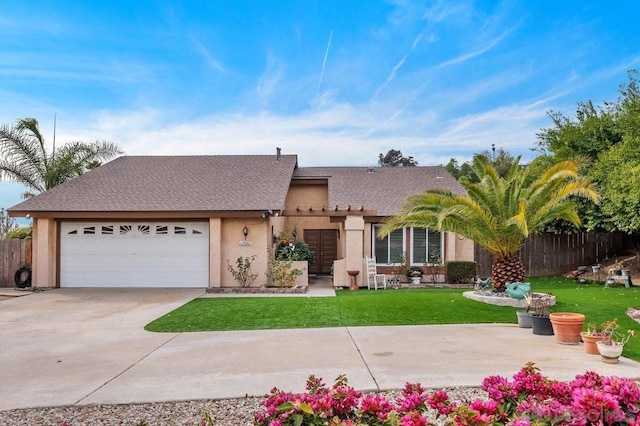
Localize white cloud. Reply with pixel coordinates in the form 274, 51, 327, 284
51, 90, 550, 175
372, 55, 408, 101
256, 53, 285, 105
189, 35, 225, 72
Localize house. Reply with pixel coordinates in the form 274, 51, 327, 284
8, 152, 473, 289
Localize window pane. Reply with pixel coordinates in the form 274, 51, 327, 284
412, 229, 426, 264
374, 233, 389, 264
389, 229, 404, 262
428, 230, 442, 263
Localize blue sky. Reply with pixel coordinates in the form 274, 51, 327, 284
2, 0, 640, 210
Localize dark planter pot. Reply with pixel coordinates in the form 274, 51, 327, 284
531, 314, 554, 335
516, 310, 532, 328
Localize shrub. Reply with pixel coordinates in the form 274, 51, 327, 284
226, 256, 258, 288
276, 240, 314, 262
255, 363, 640, 425
266, 251, 304, 288
445, 261, 477, 284
275, 228, 314, 262
5, 226, 32, 240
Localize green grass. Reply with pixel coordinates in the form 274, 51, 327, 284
145, 276, 640, 360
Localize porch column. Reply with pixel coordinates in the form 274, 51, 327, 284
344, 216, 365, 286
270, 215, 286, 248
209, 218, 222, 288
33, 218, 57, 288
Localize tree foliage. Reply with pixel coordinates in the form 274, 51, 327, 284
535, 70, 640, 239
445, 147, 517, 183
380, 157, 599, 290
378, 149, 418, 167
0, 208, 18, 239
0, 117, 123, 198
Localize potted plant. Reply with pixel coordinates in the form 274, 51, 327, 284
549, 312, 585, 345
596, 319, 637, 364
580, 323, 604, 355
525, 293, 554, 335
516, 289, 533, 328
406, 266, 423, 285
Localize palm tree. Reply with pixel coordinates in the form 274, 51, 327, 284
0, 118, 123, 198
379, 156, 599, 291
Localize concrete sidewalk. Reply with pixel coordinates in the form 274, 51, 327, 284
1, 288, 639, 411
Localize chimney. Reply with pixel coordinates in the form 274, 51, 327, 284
276, 147, 281, 161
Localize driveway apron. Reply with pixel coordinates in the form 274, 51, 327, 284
0, 289, 202, 411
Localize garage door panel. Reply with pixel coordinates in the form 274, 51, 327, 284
61, 222, 209, 288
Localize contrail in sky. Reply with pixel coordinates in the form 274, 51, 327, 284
317, 29, 334, 93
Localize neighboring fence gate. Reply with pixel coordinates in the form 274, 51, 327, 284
0, 239, 32, 287
475, 232, 627, 277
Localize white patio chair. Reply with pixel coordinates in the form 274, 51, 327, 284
365, 256, 387, 290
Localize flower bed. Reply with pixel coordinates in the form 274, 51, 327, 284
255, 363, 640, 425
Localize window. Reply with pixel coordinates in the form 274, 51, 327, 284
83, 226, 95, 235
138, 225, 150, 235
411, 228, 443, 265
119, 225, 132, 235
373, 225, 405, 264
156, 225, 168, 235
101, 226, 114, 235
174, 226, 186, 235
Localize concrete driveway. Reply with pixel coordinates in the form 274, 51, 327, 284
1, 288, 639, 411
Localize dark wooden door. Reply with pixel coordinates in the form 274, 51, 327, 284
304, 230, 337, 274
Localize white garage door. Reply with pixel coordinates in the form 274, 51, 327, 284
60, 222, 209, 288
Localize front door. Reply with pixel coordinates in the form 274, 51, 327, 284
304, 229, 337, 274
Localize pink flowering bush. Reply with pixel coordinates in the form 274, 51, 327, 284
254, 362, 640, 425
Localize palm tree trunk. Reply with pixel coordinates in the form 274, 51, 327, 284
491, 255, 526, 292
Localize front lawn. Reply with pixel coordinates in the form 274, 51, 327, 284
145, 276, 640, 360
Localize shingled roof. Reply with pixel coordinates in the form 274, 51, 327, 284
293, 166, 465, 216
9, 155, 298, 213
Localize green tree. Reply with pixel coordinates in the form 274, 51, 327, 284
535, 70, 640, 240
445, 147, 517, 183
379, 157, 599, 291
0, 208, 18, 239
590, 136, 640, 246
378, 149, 418, 166
0, 118, 123, 198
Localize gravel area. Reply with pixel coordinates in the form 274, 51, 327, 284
0, 387, 487, 425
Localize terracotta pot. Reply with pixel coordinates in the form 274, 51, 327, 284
596, 341, 624, 364
531, 314, 554, 335
516, 310, 532, 328
549, 312, 585, 345
580, 332, 603, 355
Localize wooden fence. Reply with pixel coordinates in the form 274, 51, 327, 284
0, 239, 32, 287
475, 232, 627, 277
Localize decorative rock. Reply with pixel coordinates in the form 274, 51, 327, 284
463, 291, 556, 308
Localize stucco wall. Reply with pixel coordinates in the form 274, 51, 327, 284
33, 218, 57, 288
220, 218, 269, 287
284, 183, 328, 210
